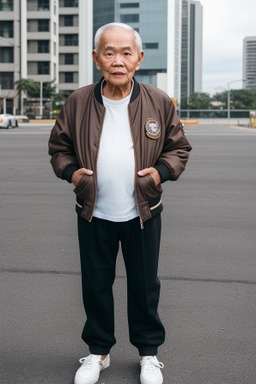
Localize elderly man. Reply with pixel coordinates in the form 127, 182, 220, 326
49, 22, 191, 384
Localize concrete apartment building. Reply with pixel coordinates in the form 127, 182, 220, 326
243, 36, 256, 91
0, 0, 59, 114
0, 0, 92, 115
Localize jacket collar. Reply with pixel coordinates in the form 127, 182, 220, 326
94, 77, 140, 105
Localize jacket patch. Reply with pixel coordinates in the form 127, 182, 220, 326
145, 118, 161, 139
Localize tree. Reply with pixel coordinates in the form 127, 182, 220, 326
188, 92, 211, 109
15, 78, 39, 97
230, 89, 256, 110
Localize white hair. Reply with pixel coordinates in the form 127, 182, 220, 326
94, 22, 142, 53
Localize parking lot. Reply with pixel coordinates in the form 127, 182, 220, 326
1, 123, 256, 384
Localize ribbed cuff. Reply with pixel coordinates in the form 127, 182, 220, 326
62, 164, 79, 183
153, 163, 172, 183
89, 346, 111, 355
139, 347, 158, 356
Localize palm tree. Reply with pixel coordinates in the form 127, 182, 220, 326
15, 78, 39, 97
15, 79, 39, 114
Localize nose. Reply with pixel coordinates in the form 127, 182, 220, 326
112, 54, 124, 66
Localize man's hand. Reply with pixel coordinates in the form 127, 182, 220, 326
71, 168, 93, 187
138, 167, 161, 186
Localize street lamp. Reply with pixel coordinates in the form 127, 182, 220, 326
227, 79, 246, 119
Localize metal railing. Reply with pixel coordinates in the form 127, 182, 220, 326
180, 109, 251, 119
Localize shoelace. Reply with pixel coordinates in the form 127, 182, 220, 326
141, 356, 164, 374
79, 355, 103, 367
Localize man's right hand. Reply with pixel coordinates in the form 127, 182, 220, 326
71, 168, 93, 187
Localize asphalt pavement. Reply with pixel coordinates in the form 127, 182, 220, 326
1, 123, 256, 384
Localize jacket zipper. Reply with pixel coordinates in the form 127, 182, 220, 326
89, 108, 106, 222
128, 106, 144, 230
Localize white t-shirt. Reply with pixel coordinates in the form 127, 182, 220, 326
93, 91, 138, 222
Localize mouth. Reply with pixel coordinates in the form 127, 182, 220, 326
112, 72, 125, 76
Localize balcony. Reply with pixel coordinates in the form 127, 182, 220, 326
58, 46, 79, 53
0, 63, 15, 71
59, 64, 78, 72
27, 32, 51, 40
27, 53, 51, 61
59, 26, 78, 34
58, 82, 78, 91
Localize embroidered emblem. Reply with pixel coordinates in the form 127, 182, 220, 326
145, 118, 161, 139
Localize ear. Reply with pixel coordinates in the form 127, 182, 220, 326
135, 51, 144, 71
92, 50, 101, 70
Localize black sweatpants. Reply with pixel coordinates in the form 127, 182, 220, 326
77, 214, 165, 356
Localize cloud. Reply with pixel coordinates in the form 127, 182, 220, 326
199, 0, 255, 93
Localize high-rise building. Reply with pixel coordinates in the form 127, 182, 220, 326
0, 0, 202, 114
190, 0, 203, 93
0, 0, 92, 115
93, 0, 182, 105
243, 36, 256, 91
180, 0, 203, 99
181, 0, 190, 98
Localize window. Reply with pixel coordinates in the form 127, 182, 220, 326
0, 47, 13, 63
54, 22, 56, 35
0, 72, 14, 89
120, 3, 139, 8
65, 53, 74, 65
142, 43, 159, 49
38, 19, 49, 32
6, 98, 13, 114
65, 72, 73, 83
64, 15, 73, 26
38, 0, 49, 11
120, 14, 139, 23
38, 40, 49, 53
63, 0, 78, 7
0, 21, 13, 38
65, 34, 78, 46
0, 0, 13, 11
54, 42, 56, 56
38, 61, 50, 74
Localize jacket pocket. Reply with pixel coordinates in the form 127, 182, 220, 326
73, 174, 95, 202
136, 174, 163, 201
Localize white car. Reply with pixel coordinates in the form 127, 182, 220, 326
0, 114, 19, 129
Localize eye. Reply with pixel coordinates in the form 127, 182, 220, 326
124, 52, 131, 56
106, 52, 113, 56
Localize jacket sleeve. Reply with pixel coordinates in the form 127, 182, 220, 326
154, 99, 192, 182
48, 99, 79, 182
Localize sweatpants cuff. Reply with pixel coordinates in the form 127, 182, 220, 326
139, 347, 158, 356
89, 346, 111, 355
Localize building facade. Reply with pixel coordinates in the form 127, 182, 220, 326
190, 0, 203, 93
243, 36, 256, 91
180, 0, 203, 99
93, 0, 182, 105
0, 0, 202, 115
0, 0, 92, 115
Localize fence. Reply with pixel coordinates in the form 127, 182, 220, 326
180, 109, 251, 119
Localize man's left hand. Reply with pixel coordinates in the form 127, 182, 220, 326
138, 167, 161, 186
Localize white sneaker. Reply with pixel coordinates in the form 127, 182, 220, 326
74, 354, 110, 384
140, 356, 164, 384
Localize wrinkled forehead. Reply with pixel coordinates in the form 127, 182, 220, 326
99, 27, 137, 50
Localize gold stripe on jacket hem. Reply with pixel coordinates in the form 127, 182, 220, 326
149, 199, 162, 211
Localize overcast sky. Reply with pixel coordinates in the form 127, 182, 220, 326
199, 0, 256, 95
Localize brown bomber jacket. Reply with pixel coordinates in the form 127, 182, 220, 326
48, 77, 192, 225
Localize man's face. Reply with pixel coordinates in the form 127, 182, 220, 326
93, 27, 144, 88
